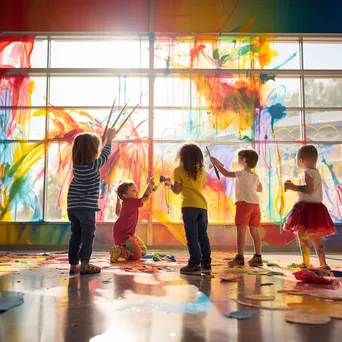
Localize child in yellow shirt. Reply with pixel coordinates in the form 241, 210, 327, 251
167, 143, 211, 275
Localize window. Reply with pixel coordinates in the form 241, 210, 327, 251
1, 35, 341, 225
303, 41, 342, 69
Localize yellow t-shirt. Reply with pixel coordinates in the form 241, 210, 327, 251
172, 166, 207, 210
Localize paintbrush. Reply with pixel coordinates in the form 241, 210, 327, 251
114, 104, 139, 134
110, 102, 129, 130
206, 146, 220, 179
102, 97, 116, 143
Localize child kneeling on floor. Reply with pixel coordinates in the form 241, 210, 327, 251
110, 178, 156, 262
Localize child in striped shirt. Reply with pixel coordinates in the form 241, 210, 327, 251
67, 128, 117, 275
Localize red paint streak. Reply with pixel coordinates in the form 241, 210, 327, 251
216, 0, 242, 32
190, 44, 206, 69
0, 36, 35, 68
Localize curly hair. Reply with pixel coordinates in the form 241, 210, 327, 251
176, 143, 204, 180
238, 149, 259, 168
117, 181, 135, 200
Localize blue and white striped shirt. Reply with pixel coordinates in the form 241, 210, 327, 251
67, 144, 111, 211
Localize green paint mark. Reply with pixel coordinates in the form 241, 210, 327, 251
220, 54, 231, 64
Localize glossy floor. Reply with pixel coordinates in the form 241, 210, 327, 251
0, 251, 342, 342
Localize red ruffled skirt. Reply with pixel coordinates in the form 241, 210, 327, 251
283, 201, 336, 236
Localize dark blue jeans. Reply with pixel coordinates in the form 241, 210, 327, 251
68, 209, 96, 265
182, 207, 211, 266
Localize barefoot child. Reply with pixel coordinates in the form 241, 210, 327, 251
284, 145, 336, 270
167, 143, 211, 275
68, 128, 117, 274
210, 149, 263, 267
110, 178, 156, 262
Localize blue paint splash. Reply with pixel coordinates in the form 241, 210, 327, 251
266, 103, 287, 132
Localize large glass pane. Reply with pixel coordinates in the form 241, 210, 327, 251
46, 142, 68, 221
29, 39, 48, 68
0, 142, 44, 221
306, 111, 342, 142
47, 142, 149, 222
0, 38, 47, 68
154, 76, 300, 142
154, 77, 192, 107
262, 41, 299, 70
0, 108, 46, 140
303, 42, 342, 69
51, 39, 149, 68
304, 78, 342, 107
0, 76, 46, 107
273, 111, 301, 141
316, 144, 342, 223
49, 77, 148, 107
263, 77, 301, 107
154, 37, 299, 70
256, 143, 300, 223
46, 108, 148, 141
155, 76, 299, 108
154, 109, 241, 141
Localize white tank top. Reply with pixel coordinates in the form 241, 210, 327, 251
298, 168, 322, 203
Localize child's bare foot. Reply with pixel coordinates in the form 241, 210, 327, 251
110, 246, 121, 263
80, 262, 101, 274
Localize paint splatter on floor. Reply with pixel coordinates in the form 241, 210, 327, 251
1, 251, 342, 341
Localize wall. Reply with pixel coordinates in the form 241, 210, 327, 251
1, 0, 342, 33
1, 0, 342, 249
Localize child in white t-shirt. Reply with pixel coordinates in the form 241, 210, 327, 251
210, 149, 263, 267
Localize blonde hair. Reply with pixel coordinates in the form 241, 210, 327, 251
72, 132, 101, 165
297, 145, 318, 163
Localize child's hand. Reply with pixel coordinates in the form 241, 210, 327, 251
164, 177, 173, 186
148, 177, 157, 191
106, 128, 117, 142
210, 156, 223, 167
284, 180, 295, 191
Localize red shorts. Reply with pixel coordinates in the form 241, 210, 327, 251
235, 201, 261, 226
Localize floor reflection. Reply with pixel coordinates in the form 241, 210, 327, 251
0, 252, 341, 342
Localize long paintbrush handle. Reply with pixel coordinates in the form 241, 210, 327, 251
111, 102, 128, 129
206, 146, 220, 179
214, 166, 220, 179
205, 146, 211, 157
102, 97, 116, 142
116, 104, 139, 134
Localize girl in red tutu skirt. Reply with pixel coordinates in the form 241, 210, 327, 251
284, 145, 336, 270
